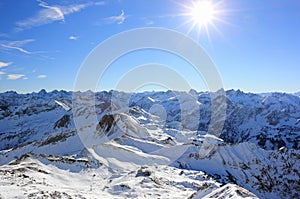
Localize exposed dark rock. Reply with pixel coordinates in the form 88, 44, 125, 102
54, 114, 70, 129
38, 131, 75, 146
136, 167, 152, 177
96, 114, 116, 136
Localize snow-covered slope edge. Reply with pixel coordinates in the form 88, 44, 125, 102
175, 141, 300, 198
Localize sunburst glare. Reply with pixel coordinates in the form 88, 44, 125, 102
179, 0, 228, 42
190, 1, 215, 29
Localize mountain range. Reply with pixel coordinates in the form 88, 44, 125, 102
0, 89, 299, 198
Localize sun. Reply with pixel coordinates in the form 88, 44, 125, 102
180, 0, 226, 40
190, 1, 216, 29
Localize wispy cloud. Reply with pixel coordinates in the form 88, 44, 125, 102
0, 39, 35, 54
23, 77, 29, 80
16, 0, 105, 30
69, 35, 79, 40
7, 74, 25, 80
37, 74, 47, 78
60, 1, 105, 15
141, 17, 154, 25
1, 44, 31, 54
0, 61, 12, 68
102, 10, 126, 25
0, 71, 5, 80
0, 33, 9, 38
7, 39, 35, 46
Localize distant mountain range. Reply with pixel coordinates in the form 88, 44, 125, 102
0, 89, 299, 198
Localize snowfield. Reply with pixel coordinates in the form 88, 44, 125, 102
0, 89, 299, 198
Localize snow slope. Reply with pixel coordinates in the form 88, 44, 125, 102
0, 89, 299, 198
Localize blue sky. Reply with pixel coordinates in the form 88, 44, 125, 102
0, 0, 299, 93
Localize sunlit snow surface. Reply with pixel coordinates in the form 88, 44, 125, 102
0, 90, 299, 198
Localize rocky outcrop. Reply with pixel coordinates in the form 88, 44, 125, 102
54, 114, 70, 129
96, 114, 116, 136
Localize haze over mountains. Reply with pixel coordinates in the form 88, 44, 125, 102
0, 89, 299, 198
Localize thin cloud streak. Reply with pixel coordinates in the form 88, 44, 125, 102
16, 0, 105, 30
0, 39, 35, 54
0, 61, 13, 68
0, 71, 5, 80
1, 44, 31, 54
101, 10, 126, 25
6, 39, 35, 46
141, 17, 154, 25
0, 33, 9, 38
7, 74, 25, 80
37, 74, 47, 78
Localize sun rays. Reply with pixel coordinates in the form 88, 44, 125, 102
177, 0, 229, 43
